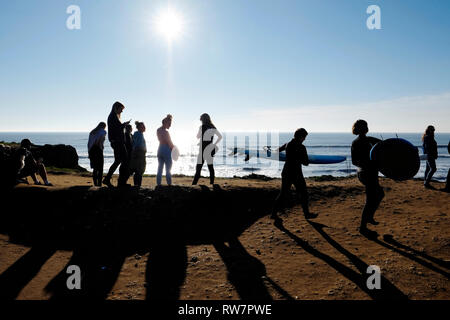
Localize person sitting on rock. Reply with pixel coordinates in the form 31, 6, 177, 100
17, 139, 53, 186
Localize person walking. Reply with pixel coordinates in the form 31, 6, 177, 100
422, 125, 438, 189
271, 128, 317, 221
351, 119, 384, 237
103, 101, 131, 188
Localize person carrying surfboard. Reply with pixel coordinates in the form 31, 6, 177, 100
271, 128, 317, 221
351, 119, 384, 238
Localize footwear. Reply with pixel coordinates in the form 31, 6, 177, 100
424, 183, 434, 189
34, 181, 42, 185
44, 182, 53, 186
304, 213, 318, 220
367, 218, 379, 226
359, 227, 378, 239
103, 178, 113, 188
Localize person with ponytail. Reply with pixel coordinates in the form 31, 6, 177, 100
88, 122, 107, 186
192, 113, 222, 185
422, 125, 438, 189
156, 115, 174, 186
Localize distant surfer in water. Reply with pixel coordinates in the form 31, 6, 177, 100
192, 113, 223, 185
422, 125, 438, 189
271, 128, 317, 221
351, 120, 383, 238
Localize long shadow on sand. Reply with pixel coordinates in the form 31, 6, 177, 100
213, 238, 294, 300
0, 246, 56, 299
274, 220, 408, 300
382, 234, 450, 270
367, 235, 449, 279
0, 184, 281, 299
0, 183, 356, 300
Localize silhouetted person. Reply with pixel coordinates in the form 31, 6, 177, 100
130, 121, 147, 187
17, 139, 53, 186
125, 124, 133, 162
192, 113, 223, 185
444, 140, 449, 192
351, 120, 383, 238
156, 115, 174, 186
422, 125, 438, 189
271, 128, 316, 220
103, 102, 131, 188
1, 144, 26, 187
88, 122, 107, 187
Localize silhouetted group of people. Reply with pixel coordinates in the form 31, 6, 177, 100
270, 120, 449, 238
3, 100, 448, 240
88, 101, 223, 188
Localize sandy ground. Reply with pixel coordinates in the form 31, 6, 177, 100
0, 172, 449, 300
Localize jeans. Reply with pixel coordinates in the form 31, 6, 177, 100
157, 144, 172, 185
424, 158, 437, 185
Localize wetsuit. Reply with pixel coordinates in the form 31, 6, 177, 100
423, 134, 438, 185
273, 138, 310, 215
351, 135, 384, 228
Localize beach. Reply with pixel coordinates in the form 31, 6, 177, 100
0, 172, 448, 300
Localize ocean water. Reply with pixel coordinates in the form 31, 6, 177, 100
1, 132, 449, 181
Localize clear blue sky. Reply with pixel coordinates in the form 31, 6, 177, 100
1, 0, 449, 132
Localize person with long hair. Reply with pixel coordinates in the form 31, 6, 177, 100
156, 115, 174, 186
130, 121, 147, 187
422, 125, 438, 189
271, 128, 317, 221
103, 101, 131, 187
88, 122, 107, 186
351, 120, 384, 237
192, 113, 222, 185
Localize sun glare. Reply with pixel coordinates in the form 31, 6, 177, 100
154, 7, 184, 42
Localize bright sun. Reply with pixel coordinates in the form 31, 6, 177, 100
154, 7, 184, 42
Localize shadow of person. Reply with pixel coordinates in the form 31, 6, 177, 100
145, 240, 187, 300
274, 220, 407, 300
213, 238, 272, 300
44, 227, 126, 300
0, 184, 283, 300
0, 246, 56, 299
383, 234, 450, 270
308, 221, 409, 299
366, 234, 449, 279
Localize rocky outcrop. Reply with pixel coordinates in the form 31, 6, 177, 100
0, 142, 83, 170
30, 144, 80, 169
